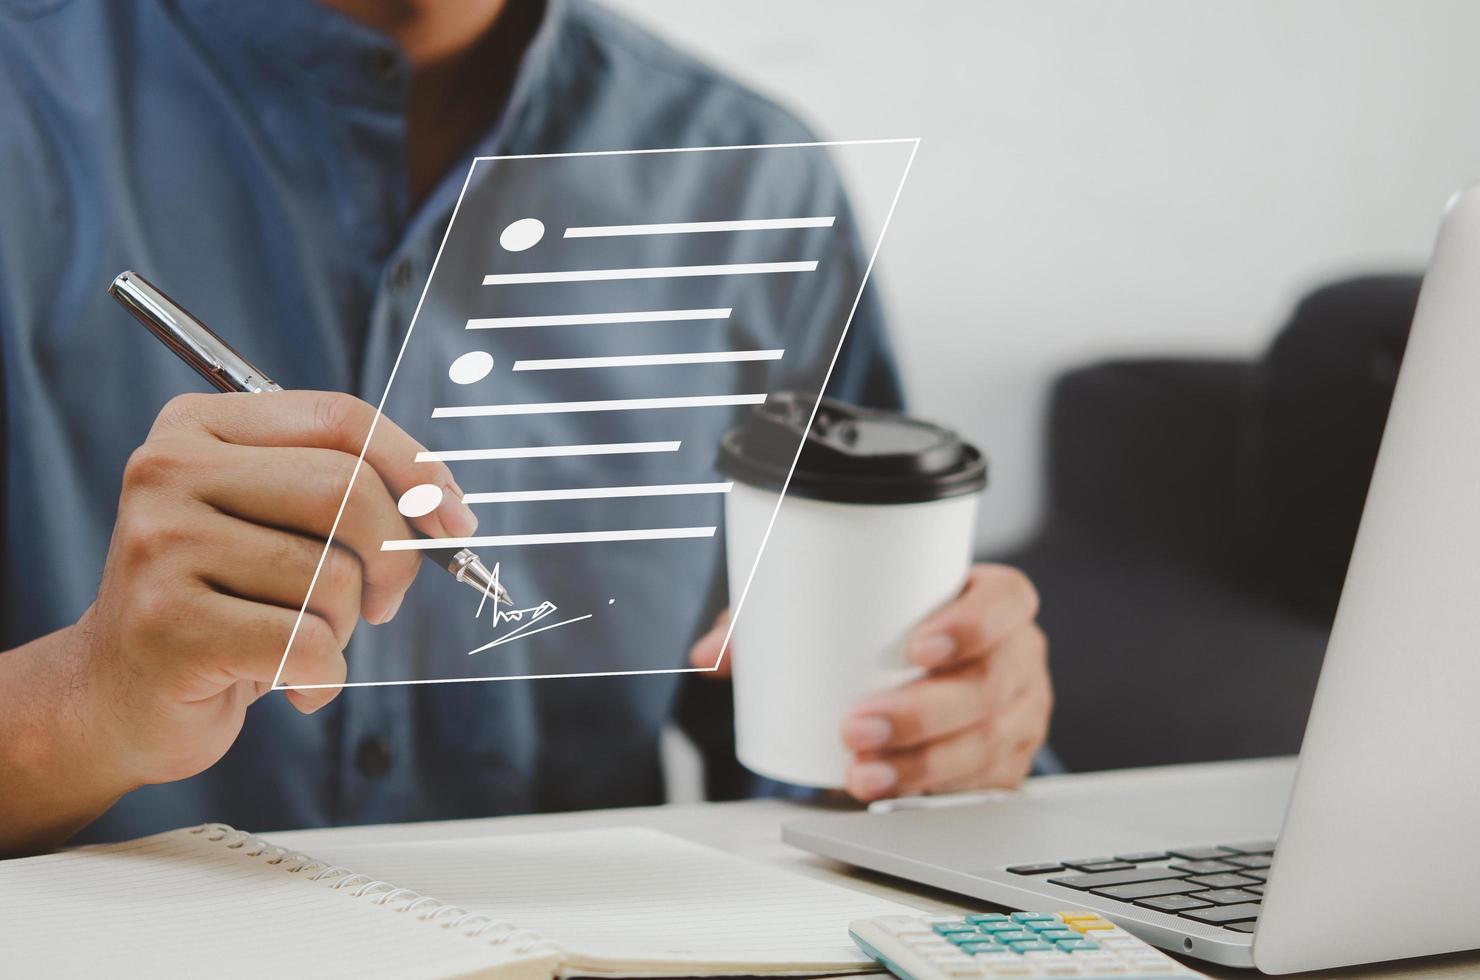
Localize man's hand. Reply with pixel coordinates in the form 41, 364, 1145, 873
689, 564, 1051, 802
0, 390, 474, 854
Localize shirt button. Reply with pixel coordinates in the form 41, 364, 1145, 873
365, 47, 403, 87
390, 259, 413, 290
355, 735, 394, 778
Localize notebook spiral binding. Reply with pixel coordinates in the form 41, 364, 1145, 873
192, 823, 553, 956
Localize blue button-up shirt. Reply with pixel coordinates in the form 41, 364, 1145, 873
0, 0, 903, 840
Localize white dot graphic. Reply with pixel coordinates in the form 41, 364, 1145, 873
499, 217, 544, 251
398, 483, 444, 519
448, 350, 494, 385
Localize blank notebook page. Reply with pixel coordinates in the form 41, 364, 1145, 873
310, 827, 922, 970
3, 830, 515, 979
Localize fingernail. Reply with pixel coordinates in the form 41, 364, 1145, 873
842, 715, 893, 751
441, 496, 479, 537
909, 632, 955, 666
376, 594, 404, 625
850, 761, 898, 799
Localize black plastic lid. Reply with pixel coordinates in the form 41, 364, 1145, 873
716, 393, 987, 504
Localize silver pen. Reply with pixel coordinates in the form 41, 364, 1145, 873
108, 270, 512, 607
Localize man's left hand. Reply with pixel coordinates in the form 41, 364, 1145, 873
688, 564, 1052, 802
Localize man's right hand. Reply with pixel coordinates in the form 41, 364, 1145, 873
0, 390, 475, 853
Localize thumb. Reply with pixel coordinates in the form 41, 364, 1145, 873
688, 609, 733, 677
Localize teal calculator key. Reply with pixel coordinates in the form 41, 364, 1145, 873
957, 941, 1002, 955
1005, 940, 1055, 952
1056, 939, 1101, 952
932, 922, 976, 935
1036, 929, 1077, 941
975, 920, 1020, 933
949, 932, 995, 946
1025, 920, 1067, 931
992, 930, 1034, 942
966, 913, 1010, 924
1011, 912, 1056, 923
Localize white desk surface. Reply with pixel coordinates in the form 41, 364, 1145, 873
269, 799, 1480, 980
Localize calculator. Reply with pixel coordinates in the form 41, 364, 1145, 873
849, 911, 1206, 978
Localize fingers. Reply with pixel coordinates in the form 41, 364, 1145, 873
847, 693, 1048, 800
688, 609, 731, 675
196, 592, 347, 715
906, 564, 1040, 669
844, 623, 1047, 752
150, 390, 476, 541
842, 618, 1052, 801
193, 513, 362, 648
182, 442, 422, 623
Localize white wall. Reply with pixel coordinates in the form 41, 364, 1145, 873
606, 0, 1480, 551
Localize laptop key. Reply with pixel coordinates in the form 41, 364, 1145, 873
1224, 921, 1259, 933
1092, 879, 1207, 901
1169, 859, 1241, 874
1048, 866, 1188, 890
1136, 894, 1213, 912
1248, 884, 1266, 894
1179, 903, 1262, 925
1218, 840, 1276, 855
1114, 850, 1169, 863
1005, 862, 1064, 875
1185, 872, 1258, 889
1227, 854, 1273, 870
1167, 846, 1229, 861
1063, 859, 1135, 872
1190, 888, 1262, 905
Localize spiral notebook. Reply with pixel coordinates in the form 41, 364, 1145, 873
5, 823, 920, 978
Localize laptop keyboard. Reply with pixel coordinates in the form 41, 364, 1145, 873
1005, 841, 1276, 933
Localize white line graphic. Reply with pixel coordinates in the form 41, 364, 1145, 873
564, 216, 835, 238
415, 441, 680, 463
513, 349, 784, 371
468, 614, 594, 655
482, 260, 816, 286
381, 526, 717, 551
467, 308, 730, 330
463, 482, 732, 504
432, 393, 765, 418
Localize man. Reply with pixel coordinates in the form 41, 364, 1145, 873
0, 0, 1051, 856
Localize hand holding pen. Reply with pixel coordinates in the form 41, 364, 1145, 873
12, 273, 505, 815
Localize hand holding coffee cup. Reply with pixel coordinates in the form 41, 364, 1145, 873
691, 395, 1052, 800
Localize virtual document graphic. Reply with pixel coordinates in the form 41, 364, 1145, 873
276, 140, 918, 688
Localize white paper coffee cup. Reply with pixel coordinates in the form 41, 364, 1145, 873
718, 395, 986, 788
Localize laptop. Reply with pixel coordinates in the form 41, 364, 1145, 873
783, 185, 1480, 974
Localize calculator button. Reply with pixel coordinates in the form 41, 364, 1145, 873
958, 941, 1002, 955
1006, 862, 1065, 875
1135, 894, 1213, 913
1011, 912, 1057, 923
1036, 929, 1077, 942
1192, 888, 1262, 905
1178, 902, 1262, 925
1055, 939, 1100, 952
1067, 918, 1117, 932
935, 923, 979, 935
977, 922, 1022, 934
1049, 866, 1188, 889
1091, 878, 1207, 901
967, 913, 1011, 924
1006, 940, 1056, 952
993, 930, 1034, 943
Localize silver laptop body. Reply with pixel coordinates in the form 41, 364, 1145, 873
784, 186, 1480, 973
